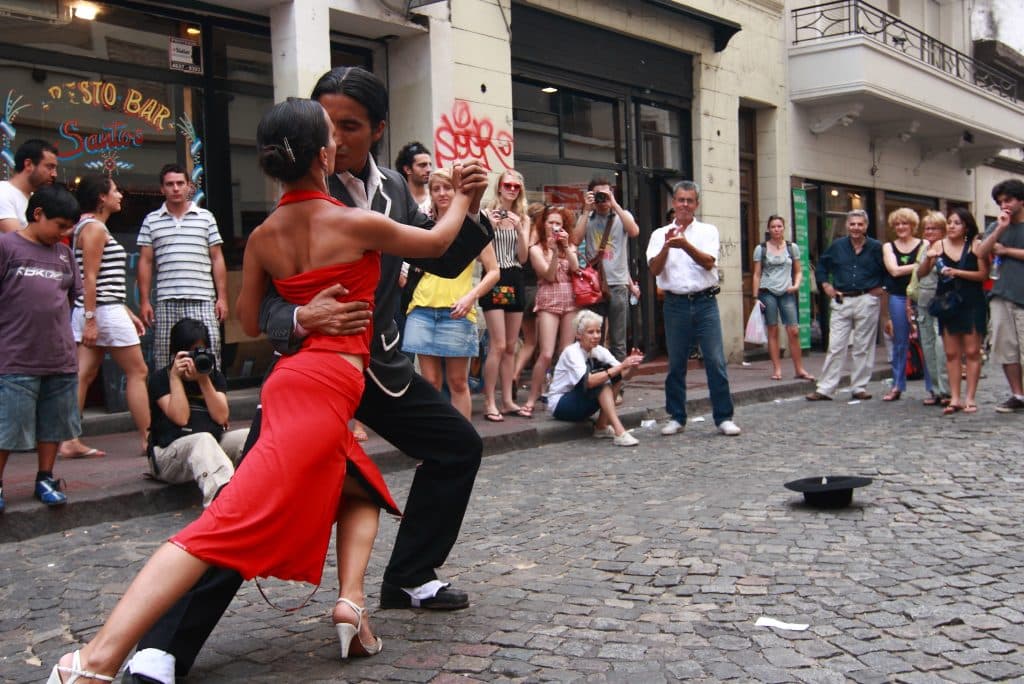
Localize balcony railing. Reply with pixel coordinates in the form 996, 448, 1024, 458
792, 0, 1019, 102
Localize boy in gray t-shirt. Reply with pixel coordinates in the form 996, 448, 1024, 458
0, 185, 82, 511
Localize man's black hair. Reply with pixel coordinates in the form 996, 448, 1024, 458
159, 163, 188, 185
310, 67, 389, 128
169, 318, 210, 359
14, 139, 58, 172
991, 179, 1024, 203
395, 141, 431, 177
26, 184, 79, 224
588, 176, 612, 192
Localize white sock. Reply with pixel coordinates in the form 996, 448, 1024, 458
126, 648, 176, 684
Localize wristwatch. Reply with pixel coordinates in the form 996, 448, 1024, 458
84, 310, 96, 321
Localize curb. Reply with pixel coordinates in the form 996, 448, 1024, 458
0, 368, 888, 543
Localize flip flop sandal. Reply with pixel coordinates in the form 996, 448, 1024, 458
484, 412, 505, 422
516, 405, 534, 418
963, 404, 978, 414
943, 404, 963, 415
59, 447, 107, 459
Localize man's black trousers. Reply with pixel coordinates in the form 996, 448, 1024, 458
136, 372, 482, 675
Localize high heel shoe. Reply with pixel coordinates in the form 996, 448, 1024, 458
334, 597, 383, 658
47, 651, 116, 683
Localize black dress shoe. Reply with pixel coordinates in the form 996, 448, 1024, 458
379, 582, 470, 610
121, 672, 163, 684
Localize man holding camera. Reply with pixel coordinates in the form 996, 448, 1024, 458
147, 318, 247, 507
574, 177, 640, 361
806, 210, 885, 402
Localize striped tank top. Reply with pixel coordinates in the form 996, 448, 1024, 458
73, 216, 128, 306
492, 225, 522, 269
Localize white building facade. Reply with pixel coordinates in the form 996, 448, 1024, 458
785, 0, 1024, 343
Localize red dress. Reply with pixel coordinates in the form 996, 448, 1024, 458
171, 191, 400, 585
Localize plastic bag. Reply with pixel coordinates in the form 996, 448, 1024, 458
744, 306, 768, 345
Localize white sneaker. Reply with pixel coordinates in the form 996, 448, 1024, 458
593, 425, 615, 439
661, 419, 684, 436
613, 431, 639, 446
717, 420, 741, 436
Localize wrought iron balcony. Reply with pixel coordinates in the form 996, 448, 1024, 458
792, 0, 1019, 102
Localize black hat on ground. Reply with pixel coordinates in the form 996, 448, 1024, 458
785, 475, 873, 508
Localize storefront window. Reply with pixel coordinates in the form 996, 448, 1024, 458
0, 59, 203, 232
638, 103, 683, 171
227, 91, 275, 240
212, 28, 272, 84
513, 78, 622, 164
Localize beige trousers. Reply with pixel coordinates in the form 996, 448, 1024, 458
816, 294, 881, 397
151, 429, 249, 507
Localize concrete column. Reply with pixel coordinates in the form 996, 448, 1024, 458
270, 0, 332, 102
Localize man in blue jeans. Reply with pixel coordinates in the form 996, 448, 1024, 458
646, 180, 741, 437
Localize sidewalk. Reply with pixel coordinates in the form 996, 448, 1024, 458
0, 349, 891, 541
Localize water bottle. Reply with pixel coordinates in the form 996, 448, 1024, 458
991, 255, 1002, 281
629, 292, 639, 306
936, 256, 952, 283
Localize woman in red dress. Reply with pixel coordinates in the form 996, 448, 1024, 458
49, 98, 487, 683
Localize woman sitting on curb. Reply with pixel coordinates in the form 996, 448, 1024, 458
547, 310, 643, 446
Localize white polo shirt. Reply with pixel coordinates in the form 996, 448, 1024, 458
646, 219, 720, 294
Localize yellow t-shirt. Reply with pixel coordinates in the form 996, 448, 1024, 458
407, 263, 477, 323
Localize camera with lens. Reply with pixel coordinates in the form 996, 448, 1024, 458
593, 191, 609, 203
190, 347, 215, 375
498, 209, 508, 219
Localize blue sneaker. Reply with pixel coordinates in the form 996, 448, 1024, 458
0, 487, 5, 513
34, 477, 67, 506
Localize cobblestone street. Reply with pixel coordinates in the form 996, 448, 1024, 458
4, 383, 1024, 683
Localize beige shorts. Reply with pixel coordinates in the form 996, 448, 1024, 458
72, 304, 141, 348
988, 296, 1024, 366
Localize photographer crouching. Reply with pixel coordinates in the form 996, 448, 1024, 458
147, 318, 248, 506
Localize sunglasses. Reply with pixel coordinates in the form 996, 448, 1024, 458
501, 182, 522, 191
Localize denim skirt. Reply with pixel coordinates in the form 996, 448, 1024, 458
401, 307, 480, 357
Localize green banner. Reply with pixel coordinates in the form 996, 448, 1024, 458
792, 188, 811, 349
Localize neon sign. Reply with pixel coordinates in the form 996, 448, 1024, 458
47, 81, 173, 131
58, 120, 144, 161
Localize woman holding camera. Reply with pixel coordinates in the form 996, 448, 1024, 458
61, 175, 150, 459
481, 169, 531, 416
918, 207, 988, 414
520, 205, 579, 415
47, 99, 489, 683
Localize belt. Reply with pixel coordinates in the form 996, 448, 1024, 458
667, 286, 721, 300
840, 289, 868, 297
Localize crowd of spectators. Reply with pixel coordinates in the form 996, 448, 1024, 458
3, 137, 1023, 514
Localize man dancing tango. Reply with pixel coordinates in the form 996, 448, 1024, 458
123, 67, 493, 683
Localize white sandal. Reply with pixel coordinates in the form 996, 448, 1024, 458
47, 651, 116, 684
334, 597, 383, 658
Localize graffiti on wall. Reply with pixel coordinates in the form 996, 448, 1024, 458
434, 100, 513, 171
